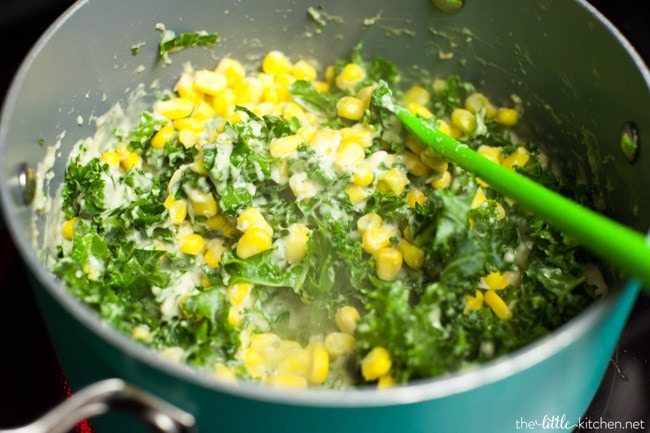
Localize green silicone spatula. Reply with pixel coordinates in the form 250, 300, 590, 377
373, 84, 650, 288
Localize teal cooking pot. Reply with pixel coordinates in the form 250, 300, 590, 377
0, 1, 648, 432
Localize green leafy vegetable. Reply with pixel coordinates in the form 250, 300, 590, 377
157, 25, 219, 65
50, 45, 602, 388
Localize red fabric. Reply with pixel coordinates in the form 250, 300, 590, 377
61, 375, 95, 433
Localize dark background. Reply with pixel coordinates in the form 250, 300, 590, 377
0, 1, 648, 431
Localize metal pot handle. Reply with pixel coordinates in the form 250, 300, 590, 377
0, 379, 196, 433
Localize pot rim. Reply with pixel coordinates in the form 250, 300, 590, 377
0, 0, 647, 408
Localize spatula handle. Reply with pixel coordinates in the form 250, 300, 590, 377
396, 107, 650, 289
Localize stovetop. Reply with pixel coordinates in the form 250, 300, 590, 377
0, 1, 648, 431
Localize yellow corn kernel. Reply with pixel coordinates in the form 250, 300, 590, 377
236, 227, 273, 259
377, 168, 409, 195
191, 158, 206, 177
484, 289, 512, 320
275, 73, 296, 101
174, 73, 202, 103
377, 375, 397, 389
351, 161, 374, 186
405, 135, 426, 154
236, 207, 273, 236
177, 129, 198, 148
375, 247, 403, 281
403, 85, 431, 106
227, 307, 242, 328
307, 341, 330, 385
227, 307, 240, 328
200, 274, 212, 288
228, 109, 249, 126
281, 101, 307, 124
269, 134, 302, 158
355, 85, 376, 108
262, 88, 286, 110
61, 217, 79, 241
477, 145, 503, 164
228, 283, 252, 307
340, 125, 376, 149
502, 146, 530, 171
203, 214, 236, 235
403, 225, 414, 243
496, 107, 519, 126
313, 80, 330, 93
449, 122, 465, 139
234, 77, 263, 105
115, 143, 129, 158
334, 140, 365, 172
336, 96, 366, 121
451, 108, 477, 135
289, 172, 320, 199
203, 239, 226, 268
154, 97, 194, 120
465, 92, 497, 118
464, 289, 484, 314
436, 119, 454, 137
276, 347, 311, 378
285, 223, 311, 265
151, 124, 175, 150
307, 128, 341, 158
191, 99, 216, 121
335, 306, 360, 335
165, 198, 187, 225
362, 225, 394, 254
178, 233, 205, 255
420, 148, 449, 173
431, 78, 448, 95
254, 102, 282, 118
215, 57, 246, 86
265, 374, 308, 389
406, 102, 434, 119
431, 170, 452, 189
357, 212, 382, 233
131, 325, 151, 341
193, 69, 228, 95
335, 63, 366, 91
361, 347, 392, 381
213, 363, 237, 383
324, 332, 356, 357
273, 340, 305, 369
173, 117, 205, 134
120, 152, 140, 171
405, 189, 427, 209
403, 151, 431, 178
189, 191, 218, 218
262, 51, 292, 76
481, 271, 509, 290
259, 71, 277, 92
291, 59, 317, 81
495, 202, 506, 220
101, 150, 120, 166
250, 332, 280, 354
345, 184, 370, 204
212, 88, 237, 117
471, 188, 487, 209
324, 65, 335, 84
243, 347, 266, 378
397, 240, 425, 270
